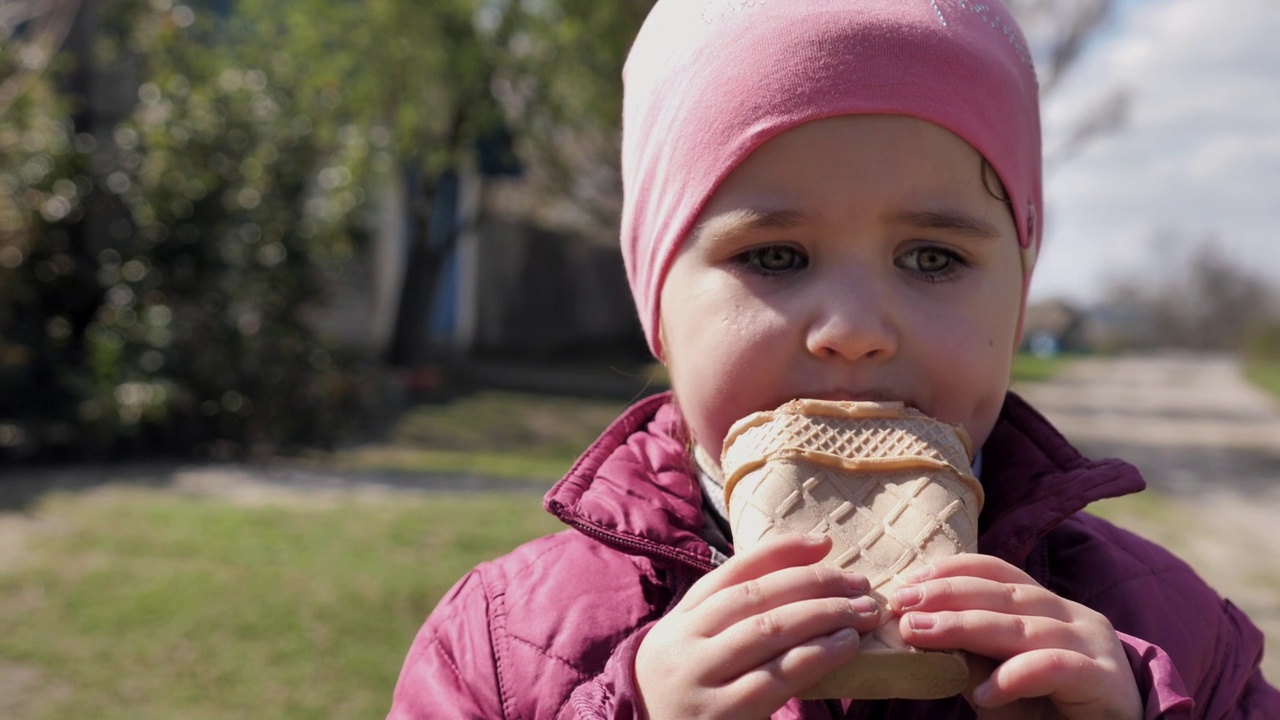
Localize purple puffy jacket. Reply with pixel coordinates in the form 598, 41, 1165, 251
388, 392, 1279, 719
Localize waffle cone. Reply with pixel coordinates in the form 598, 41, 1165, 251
722, 399, 983, 700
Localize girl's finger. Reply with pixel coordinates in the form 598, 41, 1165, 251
890, 575, 1075, 623
908, 553, 1038, 586
691, 563, 872, 636
679, 533, 836, 608
726, 624, 864, 713
971, 647, 1135, 714
899, 609, 1089, 659
705, 594, 882, 682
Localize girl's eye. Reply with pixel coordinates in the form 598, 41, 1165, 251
740, 245, 807, 274
898, 246, 963, 280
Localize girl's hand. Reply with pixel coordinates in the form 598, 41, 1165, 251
634, 533, 882, 719
891, 553, 1143, 720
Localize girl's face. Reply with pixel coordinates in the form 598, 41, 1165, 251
659, 115, 1025, 462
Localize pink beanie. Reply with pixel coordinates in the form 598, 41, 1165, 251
621, 0, 1043, 357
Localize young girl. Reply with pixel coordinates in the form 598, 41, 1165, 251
388, 1, 1280, 717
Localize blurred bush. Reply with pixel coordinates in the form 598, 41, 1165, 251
0, 0, 658, 461
1, 2, 374, 460
0, 54, 92, 456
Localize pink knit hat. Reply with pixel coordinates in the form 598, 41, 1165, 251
621, 0, 1043, 357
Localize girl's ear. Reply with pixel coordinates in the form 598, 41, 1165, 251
980, 157, 1010, 204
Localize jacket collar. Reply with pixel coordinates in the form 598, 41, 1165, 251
544, 392, 718, 572
544, 391, 1147, 573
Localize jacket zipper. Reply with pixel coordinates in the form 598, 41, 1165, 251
556, 511, 716, 574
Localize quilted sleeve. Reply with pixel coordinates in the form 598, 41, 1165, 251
386, 570, 506, 720
556, 623, 655, 720
1047, 514, 1280, 719
1116, 631, 1194, 719
1188, 600, 1280, 720
1117, 600, 1280, 720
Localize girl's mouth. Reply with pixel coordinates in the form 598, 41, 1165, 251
805, 389, 917, 410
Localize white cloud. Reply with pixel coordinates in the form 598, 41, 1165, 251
1032, 0, 1280, 304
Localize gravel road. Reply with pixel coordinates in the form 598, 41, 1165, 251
1016, 353, 1280, 682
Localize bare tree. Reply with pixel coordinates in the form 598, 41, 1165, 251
1104, 237, 1280, 351
1006, 0, 1111, 93
1006, 0, 1128, 168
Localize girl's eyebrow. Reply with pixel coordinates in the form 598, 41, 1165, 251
890, 209, 1000, 240
692, 208, 812, 245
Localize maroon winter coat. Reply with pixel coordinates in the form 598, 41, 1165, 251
388, 392, 1279, 718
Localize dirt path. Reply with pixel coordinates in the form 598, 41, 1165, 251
1016, 353, 1280, 681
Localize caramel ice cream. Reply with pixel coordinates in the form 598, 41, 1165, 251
722, 399, 983, 700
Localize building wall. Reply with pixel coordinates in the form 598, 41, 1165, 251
319, 207, 645, 360
472, 216, 644, 359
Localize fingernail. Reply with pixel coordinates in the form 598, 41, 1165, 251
805, 533, 829, 544
895, 586, 922, 609
907, 613, 935, 631
850, 596, 878, 616
831, 627, 857, 644
972, 683, 993, 706
906, 565, 934, 582
844, 573, 870, 596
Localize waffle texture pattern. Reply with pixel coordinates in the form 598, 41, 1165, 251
723, 399, 982, 595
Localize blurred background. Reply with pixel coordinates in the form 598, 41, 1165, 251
0, 0, 1277, 717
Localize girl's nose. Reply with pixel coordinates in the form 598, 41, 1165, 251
804, 281, 900, 362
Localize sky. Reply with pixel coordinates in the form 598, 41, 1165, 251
1030, 0, 1280, 305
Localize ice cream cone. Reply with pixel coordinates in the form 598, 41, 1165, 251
721, 399, 983, 700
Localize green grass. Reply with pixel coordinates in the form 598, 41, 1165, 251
388, 391, 628, 457
1010, 352, 1068, 384
0, 488, 562, 720
326, 446, 579, 481
1245, 360, 1280, 400
1087, 487, 1181, 527
318, 390, 631, 479
1087, 488, 1210, 567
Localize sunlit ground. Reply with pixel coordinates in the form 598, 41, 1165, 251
0, 488, 560, 720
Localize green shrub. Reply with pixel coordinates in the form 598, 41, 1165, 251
0, 4, 374, 460
0, 52, 96, 456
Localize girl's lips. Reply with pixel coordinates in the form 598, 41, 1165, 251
806, 389, 915, 407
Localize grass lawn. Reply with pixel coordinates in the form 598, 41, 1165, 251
1246, 360, 1280, 400
0, 487, 561, 720
319, 390, 633, 481
1086, 486, 1182, 532
1010, 352, 1069, 384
